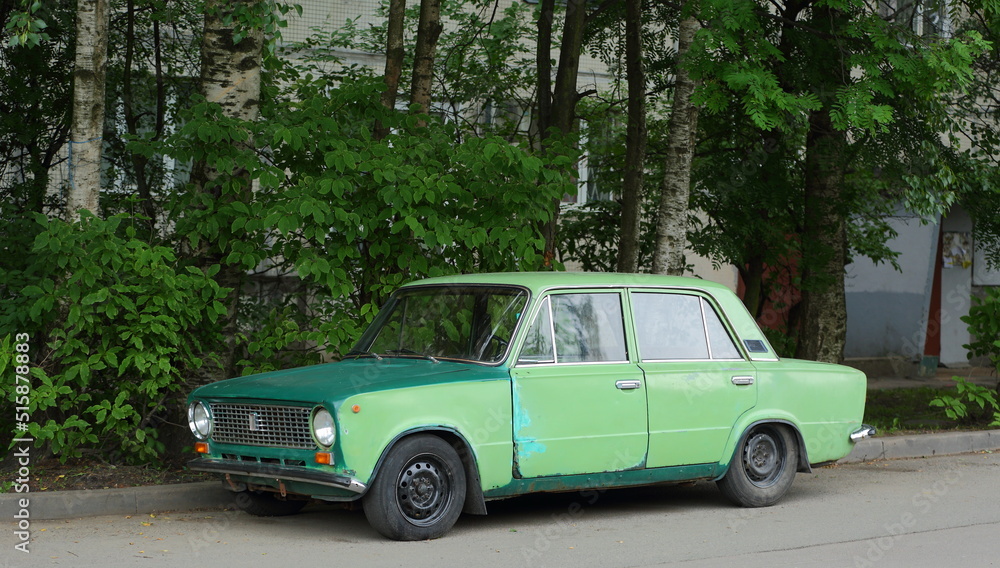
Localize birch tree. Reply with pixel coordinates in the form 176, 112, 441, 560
67, 0, 109, 220
651, 15, 699, 276
189, 0, 265, 380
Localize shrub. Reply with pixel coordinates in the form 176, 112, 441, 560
0, 213, 228, 463
928, 377, 1000, 427
962, 286, 1000, 373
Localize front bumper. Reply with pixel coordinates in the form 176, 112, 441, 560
188, 457, 367, 494
850, 424, 877, 443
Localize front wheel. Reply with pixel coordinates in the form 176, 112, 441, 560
363, 434, 466, 540
717, 424, 798, 507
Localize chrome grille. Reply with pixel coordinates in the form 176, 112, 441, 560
210, 403, 315, 449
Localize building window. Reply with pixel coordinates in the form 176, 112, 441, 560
881, 0, 951, 38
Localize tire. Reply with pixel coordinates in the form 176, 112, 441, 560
717, 424, 798, 507
363, 434, 467, 540
235, 489, 309, 517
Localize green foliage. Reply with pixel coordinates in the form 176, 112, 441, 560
0, 0, 74, 214
559, 199, 660, 273
0, 213, 229, 463
147, 65, 573, 371
864, 386, 956, 434
928, 377, 1000, 427
962, 287, 1000, 372
4, 0, 50, 47
300, 0, 538, 141
209, 0, 302, 53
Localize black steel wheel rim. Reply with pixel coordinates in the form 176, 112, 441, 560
395, 454, 452, 526
743, 430, 784, 487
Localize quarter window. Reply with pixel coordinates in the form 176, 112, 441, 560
518, 297, 556, 364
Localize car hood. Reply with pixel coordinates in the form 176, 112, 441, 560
191, 357, 510, 407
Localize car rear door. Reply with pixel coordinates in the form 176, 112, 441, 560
629, 289, 758, 468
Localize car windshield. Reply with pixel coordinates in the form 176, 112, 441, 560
350, 285, 530, 364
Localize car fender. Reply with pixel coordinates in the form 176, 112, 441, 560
716, 415, 812, 479
366, 425, 489, 515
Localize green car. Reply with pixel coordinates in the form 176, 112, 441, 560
186, 272, 874, 540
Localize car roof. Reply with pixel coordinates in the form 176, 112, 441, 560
400, 272, 733, 296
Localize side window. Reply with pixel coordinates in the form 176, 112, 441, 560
551, 293, 627, 362
633, 293, 707, 359
518, 293, 627, 364
632, 293, 744, 361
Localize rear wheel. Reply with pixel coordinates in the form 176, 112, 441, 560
717, 424, 797, 507
363, 434, 466, 540
235, 490, 309, 517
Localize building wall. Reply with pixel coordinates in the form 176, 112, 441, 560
844, 212, 937, 360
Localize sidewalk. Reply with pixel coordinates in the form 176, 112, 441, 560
863, 364, 997, 390
5, 368, 999, 522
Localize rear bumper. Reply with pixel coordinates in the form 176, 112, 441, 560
188, 457, 367, 494
850, 424, 877, 443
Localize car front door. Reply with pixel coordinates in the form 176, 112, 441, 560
510, 290, 648, 478
630, 290, 758, 468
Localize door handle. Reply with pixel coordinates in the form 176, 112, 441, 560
616, 380, 642, 390
731, 376, 755, 386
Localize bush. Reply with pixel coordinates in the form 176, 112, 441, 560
0, 213, 228, 463
962, 286, 1000, 372
928, 377, 1000, 427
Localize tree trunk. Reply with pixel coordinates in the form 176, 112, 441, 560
534, 0, 555, 140
376, 0, 406, 139
199, 1, 262, 122
616, 0, 647, 273
651, 16, 700, 276
793, 4, 848, 364
194, 0, 263, 198
122, 0, 158, 231
193, 0, 264, 381
67, 0, 109, 220
541, 0, 587, 265
794, 107, 848, 364
549, 0, 586, 137
410, 0, 442, 121
739, 254, 766, 319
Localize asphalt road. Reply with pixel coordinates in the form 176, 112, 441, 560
9, 451, 1000, 568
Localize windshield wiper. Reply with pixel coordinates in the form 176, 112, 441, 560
385, 349, 440, 364
346, 350, 383, 360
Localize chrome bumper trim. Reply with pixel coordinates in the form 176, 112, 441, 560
850, 424, 877, 443
188, 458, 367, 494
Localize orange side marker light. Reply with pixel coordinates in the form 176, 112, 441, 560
352, 405, 361, 413
194, 442, 209, 454
315, 452, 333, 465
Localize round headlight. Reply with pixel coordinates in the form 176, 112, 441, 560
312, 407, 336, 448
188, 401, 212, 439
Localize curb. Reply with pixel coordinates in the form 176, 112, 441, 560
838, 428, 1000, 463
5, 430, 1000, 521
1, 480, 234, 521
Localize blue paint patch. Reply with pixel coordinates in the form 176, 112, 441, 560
511, 379, 546, 460
517, 439, 547, 458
